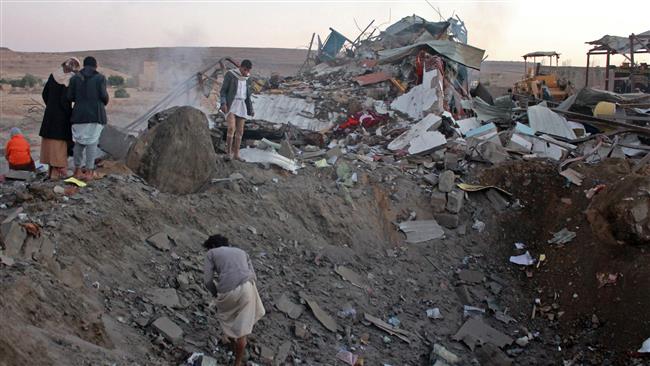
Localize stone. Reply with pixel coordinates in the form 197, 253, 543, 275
152, 316, 183, 345
423, 173, 438, 186
99, 124, 137, 160
434, 213, 460, 229
259, 345, 275, 364
146, 232, 172, 251
432, 343, 459, 364
1, 222, 27, 257
446, 190, 464, 213
486, 189, 509, 211
126, 106, 217, 194
444, 153, 460, 170
275, 341, 292, 366
294, 321, 308, 339
5, 170, 33, 181
632, 202, 648, 223
176, 272, 190, 290
199, 355, 217, 366
279, 140, 295, 160
438, 170, 455, 193
147, 288, 181, 308
430, 191, 447, 213
1, 207, 23, 225
53, 186, 65, 195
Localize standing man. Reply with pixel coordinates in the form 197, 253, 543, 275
203, 234, 265, 366
220, 59, 254, 161
68, 56, 109, 181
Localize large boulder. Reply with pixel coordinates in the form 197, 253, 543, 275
126, 106, 217, 194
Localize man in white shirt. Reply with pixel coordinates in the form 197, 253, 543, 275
220, 59, 254, 161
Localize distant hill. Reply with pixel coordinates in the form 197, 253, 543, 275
0, 46, 308, 81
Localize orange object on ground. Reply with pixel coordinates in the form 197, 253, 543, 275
5, 134, 34, 167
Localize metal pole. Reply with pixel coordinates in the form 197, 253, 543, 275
585, 53, 590, 87
605, 50, 610, 90
630, 34, 635, 68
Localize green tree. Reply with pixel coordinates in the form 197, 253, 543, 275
114, 88, 130, 98
107, 75, 125, 86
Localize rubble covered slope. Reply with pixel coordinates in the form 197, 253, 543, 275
1, 156, 649, 365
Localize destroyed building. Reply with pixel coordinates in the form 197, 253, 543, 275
2, 12, 650, 366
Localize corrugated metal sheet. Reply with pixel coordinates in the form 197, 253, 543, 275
378, 40, 485, 70
252, 94, 332, 131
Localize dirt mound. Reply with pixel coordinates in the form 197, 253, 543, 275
126, 106, 217, 194
477, 159, 650, 364
587, 174, 650, 245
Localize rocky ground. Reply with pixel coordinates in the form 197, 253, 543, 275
1, 151, 649, 365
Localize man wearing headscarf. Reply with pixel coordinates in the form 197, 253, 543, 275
5, 127, 35, 171
68, 56, 109, 181
40, 57, 80, 179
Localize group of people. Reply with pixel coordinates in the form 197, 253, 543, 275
5, 56, 109, 180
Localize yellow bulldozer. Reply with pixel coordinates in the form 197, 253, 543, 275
514, 51, 573, 103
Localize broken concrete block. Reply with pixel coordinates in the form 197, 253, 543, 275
423, 173, 438, 186
446, 190, 464, 214
259, 345, 275, 364
152, 316, 183, 345
294, 321, 308, 339
432, 343, 459, 364
444, 153, 460, 170
279, 140, 295, 160
5, 170, 33, 181
438, 170, 455, 193
146, 232, 172, 251
431, 191, 447, 213
486, 189, 509, 211
176, 272, 190, 290
199, 355, 217, 366
434, 213, 460, 229
147, 288, 181, 308
1, 222, 27, 257
99, 124, 137, 160
275, 341, 292, 366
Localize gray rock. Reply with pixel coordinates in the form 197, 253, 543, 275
434, 213, 460, 229
147, 288, 181, 308
152, 316, 183, 345
146, 232, 172, 251
438, 170, 455, 193
632, 202, 648, 223
1, 222, 26, 257
176, 273, 190, 290
279, 140, 296, 159
430, 191, 447, 213
199, 355, 217, 366
446, 190, 464, 213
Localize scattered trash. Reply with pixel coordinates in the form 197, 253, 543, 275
64, 177, 87, 187
387, 316, 401, 327
275, 293, 304, 319
547, 228, 576, 244
453, 317, 514, 350
463, 305, 486, 317
398, 220, 445, 243
335, 349, 360, 366
239, 148, 301, 173
509, 251, 535, 266
471, 219, 485, 233
596, 272, 620, 288
426, 308, 443, 319
585, 184, 607, 199
300, 292, 338, 332
364, 313, 414, 344
431, 343, 459, 364
639, 338, 650, 353
560, 168, 584, 186
514, 242, 526, 250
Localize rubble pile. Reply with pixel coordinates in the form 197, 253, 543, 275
1, 13, 650, 366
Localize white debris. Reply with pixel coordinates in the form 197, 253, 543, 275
239, 148, 301, 173
509, 251, 535, 266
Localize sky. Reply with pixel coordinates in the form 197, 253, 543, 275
1, 0, 648, 66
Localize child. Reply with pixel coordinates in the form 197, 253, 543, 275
5, 127, 35, 171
